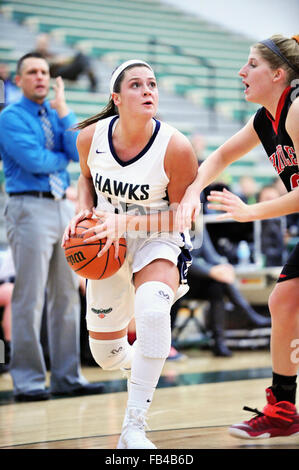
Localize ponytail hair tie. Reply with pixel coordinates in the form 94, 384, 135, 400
292, 35, 299, 45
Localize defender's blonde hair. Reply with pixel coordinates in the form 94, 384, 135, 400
254, 34, 299, 83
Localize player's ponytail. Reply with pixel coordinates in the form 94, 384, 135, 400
74, 99, 117, 130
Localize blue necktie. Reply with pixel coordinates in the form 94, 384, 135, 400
39, 107, 64, 200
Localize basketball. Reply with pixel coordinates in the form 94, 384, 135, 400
64, 218, 126, 280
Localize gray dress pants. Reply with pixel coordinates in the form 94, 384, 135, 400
5, 195, 88, 395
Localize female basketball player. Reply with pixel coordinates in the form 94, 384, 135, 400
177, 34, 299, 439
62, 59, 198, 449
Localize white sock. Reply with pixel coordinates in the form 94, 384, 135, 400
127, 344, 165, 411
126, 281, 174, 413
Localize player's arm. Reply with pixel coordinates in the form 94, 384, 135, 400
176, 116, 260, 229
207, 185, 299, 222
76, 123, 97, 213
163, 130, 199, 219
61, 123, 96, 245
207, 100, 299, 222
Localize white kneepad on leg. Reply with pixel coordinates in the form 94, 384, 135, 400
134, 281, 174, 359
89, 336, 134, 371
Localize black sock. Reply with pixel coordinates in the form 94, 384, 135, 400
271, 372, 297, 404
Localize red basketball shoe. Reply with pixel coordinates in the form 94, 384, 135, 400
229, 388, 299, 439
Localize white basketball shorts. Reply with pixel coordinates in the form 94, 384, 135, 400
85, 233, 191, 333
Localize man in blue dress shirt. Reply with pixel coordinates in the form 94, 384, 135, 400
0, 52, 104, 401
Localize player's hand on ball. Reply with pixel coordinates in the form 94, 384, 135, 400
83, 209, 127, 258
63, 218, 126, 279
61, 208, 94, 247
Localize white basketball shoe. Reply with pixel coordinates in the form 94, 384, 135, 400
117, 407, 156, 449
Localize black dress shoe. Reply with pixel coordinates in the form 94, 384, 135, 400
15, 390, 51, 402
243, 309, 272, 327
52, 382, 105, 397
0, 363, 10, 374
212, 340, 233, 357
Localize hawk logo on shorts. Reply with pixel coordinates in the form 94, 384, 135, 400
110, 346, 123, 355
157, 290, 170, 302
91, 307, 112, 319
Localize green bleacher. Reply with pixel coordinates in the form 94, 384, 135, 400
1, 0, 257, 122
1, 0, 271, 188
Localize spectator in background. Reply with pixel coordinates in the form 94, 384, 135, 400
258, 184, 282, 203
190, 133, 206, 163
202, 182, 231, 215
287, 212, 299, 239
190, 134, 232, 211
258, 185, 287, 267
0, 52, 104, 401
34, 33, 98, 92
237, 175, 259, 205
0, 63, 22, 110
171, 226, 271, 357
272, 176, 288, 196
270, 178, 299, 243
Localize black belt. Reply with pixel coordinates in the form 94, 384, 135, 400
9, 191, 66, 199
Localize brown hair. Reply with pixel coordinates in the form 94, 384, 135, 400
254, 34, 299, 83
75, 63, 152, 130
16, 52, 48, 75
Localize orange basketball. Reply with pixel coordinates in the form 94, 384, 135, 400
64, 218, 126, 280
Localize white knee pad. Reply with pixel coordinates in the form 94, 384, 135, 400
134, 281, 174, 359
89, 336, 134, 371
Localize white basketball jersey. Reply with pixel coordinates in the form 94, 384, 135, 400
87, 115, 175, 216
85, 117, 192, 333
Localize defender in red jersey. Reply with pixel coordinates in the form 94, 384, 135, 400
177, 34, 299, 440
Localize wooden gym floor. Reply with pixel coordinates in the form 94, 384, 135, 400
0, 348, 299, 453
